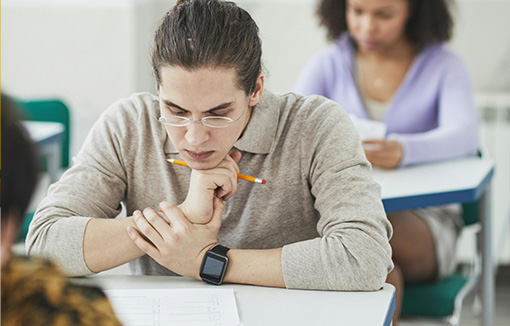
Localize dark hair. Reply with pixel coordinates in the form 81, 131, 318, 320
1, 94, 39, 225
151, 0, 262, 95
317, 0, 454, 50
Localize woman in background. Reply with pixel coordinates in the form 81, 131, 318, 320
295, 0, 478, 324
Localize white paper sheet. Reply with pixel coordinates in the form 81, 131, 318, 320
349, 115, 387, 141
104, 288, 240, 326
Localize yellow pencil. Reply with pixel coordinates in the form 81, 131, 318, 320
166, 158, 267, 184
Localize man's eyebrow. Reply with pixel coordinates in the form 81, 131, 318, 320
161, 99, 235, 113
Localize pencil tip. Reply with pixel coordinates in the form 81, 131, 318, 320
261, 179, 266, 184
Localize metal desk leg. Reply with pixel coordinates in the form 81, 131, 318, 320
480, 189, 494, 326
45, 142, 61, 183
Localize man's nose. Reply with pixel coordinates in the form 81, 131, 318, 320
185, 121, 210, 146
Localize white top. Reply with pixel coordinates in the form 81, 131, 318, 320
363, 96, 391, 121
352, 57, 391, 121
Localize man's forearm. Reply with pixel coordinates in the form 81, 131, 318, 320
83, 217, 145, 273
223, 248, 285, 287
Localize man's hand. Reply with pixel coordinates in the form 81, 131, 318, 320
127, 197, 225, 279
363, 139, 403, 169
179, 151, 242, 224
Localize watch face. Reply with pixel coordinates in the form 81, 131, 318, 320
200, 251, 228, 285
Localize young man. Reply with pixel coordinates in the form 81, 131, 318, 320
28, 0, 392, 291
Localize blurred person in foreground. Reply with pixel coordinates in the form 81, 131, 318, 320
1, 93, 122, 326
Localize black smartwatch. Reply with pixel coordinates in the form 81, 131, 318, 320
199, 244, 230, 285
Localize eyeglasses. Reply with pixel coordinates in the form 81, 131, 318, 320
157, 101, 248, 129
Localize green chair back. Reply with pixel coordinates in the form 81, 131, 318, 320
462, 201, 479, 226
18, 99, 71, 169
16, 99, 71, 242
402, 274, 468, 317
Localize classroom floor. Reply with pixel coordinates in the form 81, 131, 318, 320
400, 265, 510, 326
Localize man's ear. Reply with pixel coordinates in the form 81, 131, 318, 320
248, 72, 264, 107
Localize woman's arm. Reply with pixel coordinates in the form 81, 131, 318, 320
390, 54, 479, 167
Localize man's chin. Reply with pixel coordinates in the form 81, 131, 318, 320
184, 156, 223, 170
188, 162, 216, 170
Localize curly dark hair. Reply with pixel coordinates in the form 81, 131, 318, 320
317, 0, 454, 50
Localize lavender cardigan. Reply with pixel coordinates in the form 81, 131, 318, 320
295, 34, 478, 167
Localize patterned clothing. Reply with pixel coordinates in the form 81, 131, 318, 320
1, 255, 121, 326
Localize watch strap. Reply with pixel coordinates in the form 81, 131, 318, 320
210, 244, 230, 257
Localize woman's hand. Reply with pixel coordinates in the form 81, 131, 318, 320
363, 139, 403, 169
179, 151, 242, 224
126, 197, 225, 279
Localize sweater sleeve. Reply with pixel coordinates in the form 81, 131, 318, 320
390, 54, 479, 167
281, 96, 393, 291
26, 103, 131, 276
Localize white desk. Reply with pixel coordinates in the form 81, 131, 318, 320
75, 275, 395, 326
373, 156, 495, 326
24, 121, 65, 183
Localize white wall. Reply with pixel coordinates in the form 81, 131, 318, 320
241, 0, 329, 94
449, 0, 510, 91
1, 0, 172, 153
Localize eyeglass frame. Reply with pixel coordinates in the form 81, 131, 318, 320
156, 98, 249, 129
